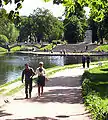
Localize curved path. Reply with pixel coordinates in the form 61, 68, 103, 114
0, 67, 93, 120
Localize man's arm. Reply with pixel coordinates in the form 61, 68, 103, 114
22, 70, 25, 83
31, 68, 35, 78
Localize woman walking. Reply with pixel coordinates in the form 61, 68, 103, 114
36, 62, 46, 97
86, 55, 90, 68
82, 55, 86, 68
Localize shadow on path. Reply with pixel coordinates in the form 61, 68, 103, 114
14, 76, 83, 104
46, 76, 82, 87
5, 112, 90, 120
29, 87, 82, 104
0, 110, 12, 117
6, 117, 58, 120
29, 76, 83, 104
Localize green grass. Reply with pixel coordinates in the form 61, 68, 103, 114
0, 47, 7, 52
0, 88, 6, 94
82, 63, 108, 120
5, 84, 24, 96
11, 46, 22, 52
0, 77, 21, 89
94, 45, 108, 52
46, 64, 81, 76
40, 43, 56, 51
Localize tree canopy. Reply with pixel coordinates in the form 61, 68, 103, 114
0, 8, 19, 45
0, 0, 24, 21
43, 0, 108, 22
16, 8, 64, 43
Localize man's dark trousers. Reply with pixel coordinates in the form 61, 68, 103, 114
25, 78, 32, 98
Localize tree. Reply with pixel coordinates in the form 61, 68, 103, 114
17, 8, 64, 43
64, 1, 87, 43
0, 34, 8, 45
15, 16, 32, 42
43, 0, 108, 22
88, 14, 108, 43
7, 23, 19, 43
0, 0, 24, 21
30, 8, 64, 43
102, 13, 108, 40
64, 16, 84, 43
0, 8, 19, 44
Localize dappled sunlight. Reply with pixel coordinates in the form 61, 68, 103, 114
0, 68, 91, 120
46, 76, 82, 87
30, 87, 82, 104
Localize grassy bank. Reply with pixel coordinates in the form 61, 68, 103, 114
0, 47, 7, 55
82, 63, 108, 120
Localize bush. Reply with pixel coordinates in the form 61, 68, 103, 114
0, 47, 7, 52
82, 64, 108, 120
0, 34, 9, 46
11, 46, 21, 52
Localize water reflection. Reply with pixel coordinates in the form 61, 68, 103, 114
0, 53, 108, 85
0, 54, 65, 85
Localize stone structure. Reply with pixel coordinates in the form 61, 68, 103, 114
84, 30, 92, 43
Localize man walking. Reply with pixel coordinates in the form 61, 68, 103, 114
82, 55, 86, 68
86, 55, 90, 68
22, 63, 35, 99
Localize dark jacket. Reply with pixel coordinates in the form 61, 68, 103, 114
22, 67, 35, 83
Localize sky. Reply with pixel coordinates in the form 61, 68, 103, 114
4, 0, 65, 17
3, 0, 90, 18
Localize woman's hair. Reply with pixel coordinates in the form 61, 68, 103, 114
39, 62, 43, 65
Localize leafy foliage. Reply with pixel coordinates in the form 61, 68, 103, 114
0, 0, 24, 21
17, 8, 64, 43
43, 0, 108, 22
64, 16, 86, 43
0, 47, 7, 52
63, 1, 87, 43
0, 34, 8, 46
0, 8, 19, 44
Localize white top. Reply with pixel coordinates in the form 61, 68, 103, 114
36, 67, 46, 76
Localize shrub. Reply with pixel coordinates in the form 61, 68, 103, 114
0, 34, 9, 46
82, 64, 108, 120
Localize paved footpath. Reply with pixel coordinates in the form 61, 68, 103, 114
0, 67, 93, 120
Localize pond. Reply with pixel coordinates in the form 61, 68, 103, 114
0, 53, 108, 86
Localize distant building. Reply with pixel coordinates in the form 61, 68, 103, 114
84, 30, 92, 43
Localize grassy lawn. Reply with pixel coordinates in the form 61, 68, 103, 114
94, 44, 108, 52
82, 63, 108, 120
40, 43, 56, 51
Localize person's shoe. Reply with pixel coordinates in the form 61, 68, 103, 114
25, 94, 28, 99
38, 93, 40, 97
40, 92, 43, 96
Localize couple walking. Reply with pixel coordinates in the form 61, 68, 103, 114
22, 62, 47, 99
82, 55, 90, 68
